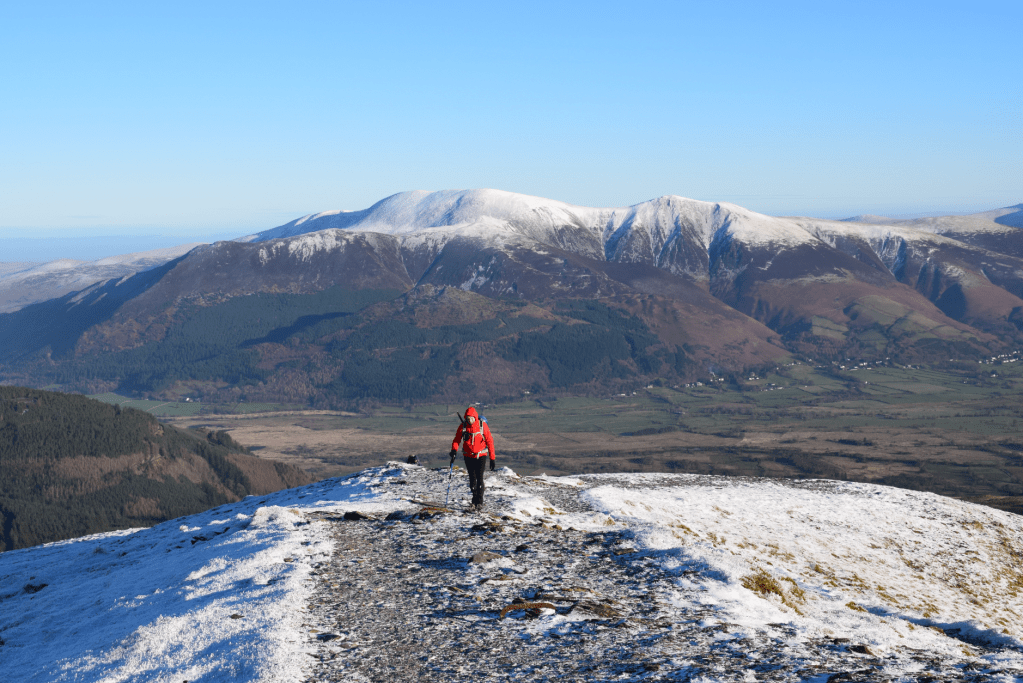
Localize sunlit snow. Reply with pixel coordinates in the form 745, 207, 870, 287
2, 466, 1021, 681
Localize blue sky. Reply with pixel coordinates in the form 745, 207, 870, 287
1, 0, 1020, 261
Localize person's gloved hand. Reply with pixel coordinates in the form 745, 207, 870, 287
449, 449, 457, 463
489, 459, 495, 471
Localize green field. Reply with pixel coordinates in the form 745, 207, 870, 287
148, 358, 1023, 439
107, 355, 1023, 516
239, 357, 1023, 444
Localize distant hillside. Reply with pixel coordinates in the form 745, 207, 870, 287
2, 190, 1022, 406
0, 243, 202, 314
0, 387, 312, 551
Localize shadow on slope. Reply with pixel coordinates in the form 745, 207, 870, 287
0, 257, 183, 362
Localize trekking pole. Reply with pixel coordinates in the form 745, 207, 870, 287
444, 460, 454, 508
445, 411, 466, 509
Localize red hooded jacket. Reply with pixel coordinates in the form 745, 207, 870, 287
452, 406, 495, 460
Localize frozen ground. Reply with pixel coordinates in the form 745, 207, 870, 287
2, 464, 1022, 682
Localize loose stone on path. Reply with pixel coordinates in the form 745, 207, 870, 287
297, 466, 1009, 682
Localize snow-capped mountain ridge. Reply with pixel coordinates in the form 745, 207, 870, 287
4, 190, 1023, 391
244, 189, 1021, 285
245, 189, 817, 257
839, 205, 1023, 234
0, 243, 202, 314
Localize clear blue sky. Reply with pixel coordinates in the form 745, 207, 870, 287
1, 0, 1020, 260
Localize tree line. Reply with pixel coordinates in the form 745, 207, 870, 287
0, 387, 268, 552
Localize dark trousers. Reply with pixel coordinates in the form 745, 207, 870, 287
464, 456, 487, 506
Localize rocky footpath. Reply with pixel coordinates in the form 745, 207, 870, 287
295, 466, 1017, 682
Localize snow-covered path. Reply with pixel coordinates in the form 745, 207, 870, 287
2, 464, 1022, 682
300, 469, 1023, 682
0, 474, 404, 682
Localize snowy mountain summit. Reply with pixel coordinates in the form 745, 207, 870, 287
241, 189, 827, 273
3, 464, 1022, 682
231, 189, 1023, 347
6, 189, 1023, 389
241, 188, 1022, 274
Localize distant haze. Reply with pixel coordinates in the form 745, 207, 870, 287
4, 199, 1020, 264
2, 233, 239, 263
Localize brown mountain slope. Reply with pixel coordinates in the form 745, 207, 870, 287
2, 193, 1021, 406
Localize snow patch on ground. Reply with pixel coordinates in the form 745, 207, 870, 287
0, 472, 399, 682
579, 475, 1023, 667
3, 466, 1022, 681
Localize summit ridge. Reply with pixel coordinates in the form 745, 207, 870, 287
3, 463, 1021, 681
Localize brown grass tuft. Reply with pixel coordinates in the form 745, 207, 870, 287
742, 570, 784, 598
499, 602, 556, 619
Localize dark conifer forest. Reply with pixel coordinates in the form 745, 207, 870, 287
0, 386, 310, 551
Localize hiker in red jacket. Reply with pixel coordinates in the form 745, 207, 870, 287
449, 406, 495, 511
